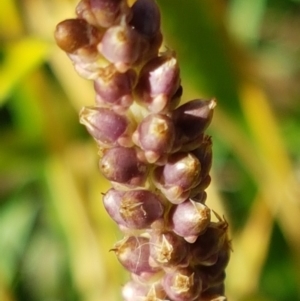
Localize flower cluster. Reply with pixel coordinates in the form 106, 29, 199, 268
54, 0, 231, 300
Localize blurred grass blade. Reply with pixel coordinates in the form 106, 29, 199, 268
227, 0, 267, 44
45, 154, 107, 301
240, 83, 300, 285
0, 37, 50, 105
157, 0, 241, 117
0, 0, 23, 39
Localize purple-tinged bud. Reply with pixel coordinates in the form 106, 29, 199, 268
191, 215, 229, 265
190, 176, 211, 201
112, 236, 159, 275
54, 19, 101, 53
169, 199, 211, 243
122, 281, 149, 301
99, 146, 148, 187
172, 99, 216, 151
152, 152, 202, 204
98, 24, 144, 72
79, 106, 133, 147
76, 0, 129, 28
129, 0, 161, 38
190, 190, 208, 204
200, 283, 226, 300
162, 267, 202, 301
135, 51, 181, 113
192, 136, 213, 178
102, 189, 127, 228
94, 66, 136, 109
119, 190, 164, 229
122, 281, 167, 301
149, 230, 190, 268
198, 253, 219, 267
128, 0, 162, 61
68, 51, 103, 80
131, 269, 164, 285
199, 240, 231, 285
201, 270, 226, 294
133, 114, 175, 163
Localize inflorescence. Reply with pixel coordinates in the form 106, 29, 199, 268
54, 1, 231, 300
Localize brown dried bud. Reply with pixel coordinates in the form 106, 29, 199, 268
54, 19, 99, 53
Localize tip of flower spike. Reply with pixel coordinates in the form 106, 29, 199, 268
209, 98, 217, 110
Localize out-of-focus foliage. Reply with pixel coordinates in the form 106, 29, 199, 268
0, 0, 299, 300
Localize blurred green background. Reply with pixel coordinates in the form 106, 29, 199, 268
1, 0, 300, 300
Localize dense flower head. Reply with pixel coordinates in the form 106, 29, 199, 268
54, 0, 230, 300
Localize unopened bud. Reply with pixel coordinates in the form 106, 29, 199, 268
76, 0, 128, 28
129, 0, 161, 38
172, 99, 216, 151
135, 51, 180, 113
133, 113, 175, 163
98, 24, 144, 72
149, 230, 190, 268
169, 199, 211, 243
162, 267, 202, 301
99, 146, 148, 187
122, 281, 167, 301
119, 190, 164, 229
54, 19, 100, 53
94, 65, 136, 109
79, 106, 131, 147
152, 152, 202, 203
112, 236, 159, 275
191, 215, 229, 264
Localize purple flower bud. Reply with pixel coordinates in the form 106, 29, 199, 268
122, 281, 167, 301
98, 24, 144, 72
152, 152, 202, 204
192, 136, 213, 178
190, 176, 211, 201
112, 236, 159, 275
122, 280, 149, 301
99, 146, 148, 187
119, 190, 164, 229
190, 216, 229, 264
79, 106, 133, 147
190, 190, 208, 204
133, 114, 175, 163
172, 99, 216, 151
135, 51, 181, 113
131, 269, 164, 285
102, 189, 127, 228
201, 271, 226, 294
68, 51, 103, 80
129, 0, 161, 38
76, 0, 128, 28
54, 18, 101, 53
169, 199, 211, 243
162, 267, 202, 301
200, 283, 226, 300
149, 230, 190, 268
94, 66, 136, 109
198, 240, 231, 285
